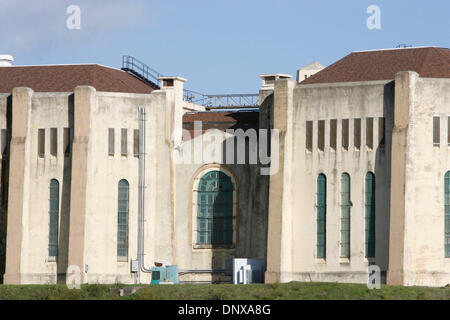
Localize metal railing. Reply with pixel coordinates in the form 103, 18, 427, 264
122, 55, 163, 88
183, 90, 259, 108
122, 55, 260, 108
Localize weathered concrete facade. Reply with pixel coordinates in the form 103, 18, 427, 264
0, 93, 10, 283
266, 79, 393, 284
388, 73, 450, 286
0, 72, 268, 284
0, 47, 449, 286
265, 52, 450, 286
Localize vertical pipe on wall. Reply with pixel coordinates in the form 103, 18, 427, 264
138, 106, 152, 278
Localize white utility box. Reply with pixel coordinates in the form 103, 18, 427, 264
232, 258, 265, 284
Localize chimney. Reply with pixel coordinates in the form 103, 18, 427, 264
296, 61, 324, 82
157, 76, 187, 147
259, 74, 292, 90
0, 55, 14, 66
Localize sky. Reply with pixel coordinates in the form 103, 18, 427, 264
0, 0, 448, 94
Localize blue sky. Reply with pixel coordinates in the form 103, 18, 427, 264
0, 0, 448, 93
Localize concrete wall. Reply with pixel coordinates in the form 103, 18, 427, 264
2, 72, 449, 287
267, 79, 394, 283
2, 86, 177, 284
20, 92, 73, 283
0, 94, 10, 282
392, 75, 450, 286
173, 129, 269, 282
2, 78, 250, 284
4, 87, 33, 284
82, 90, 173, 284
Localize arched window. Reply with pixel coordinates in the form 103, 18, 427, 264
444, 172, 450, 257
340, 173, 351, 258
117, 179, 129, 259
317, 174, 326, 259
197, 170, 234, 245
48, 179, 59, 258
365, 172, 376, 258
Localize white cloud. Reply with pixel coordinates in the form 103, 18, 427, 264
0, 0, 153, 53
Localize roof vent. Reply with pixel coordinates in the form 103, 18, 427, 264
158, 76, 186, 89
259, 74, 292, 89
0, 55, 14, 66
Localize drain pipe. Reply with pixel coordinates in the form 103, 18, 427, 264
138, 106, 152, 278
137, 106, 228, 279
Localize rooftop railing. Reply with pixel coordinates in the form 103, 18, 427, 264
183, 90, 259, 108
122, 55, 260, 108
122, 55, 163, 88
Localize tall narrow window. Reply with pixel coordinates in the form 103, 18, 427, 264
134, 129, 139, 157
63, 128, 70, 156
340, 173, 351, 258
366, 118, 373, 149
330, 119, 337, 151
317, 174, 326, 259
354, 119, 361, 150
306, 121, 313, 152
38, 129, 45, 158
121, 128, 128, 156
117, 179, 129, 259
49, 179, 59, 258
342, 119, 349, 150
197, 171, 234, 245
318, 120, 325, 151
444, 172, 450, 257
1, 129, 6, 156
379, 117, 385, 147
365, 172, 376, 258
448, 117, 450, 146
433, 116, 440, 147
50, 128, 57, 156
108, 128, 115, 156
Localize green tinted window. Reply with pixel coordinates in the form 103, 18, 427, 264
341, 173, 351, 258
365, 172, 376, 258
49, 179, 59, 257
197, 171, 234, 245
118, 179, 129, 258
317, 174, 326, 259
444, 172, 450, 257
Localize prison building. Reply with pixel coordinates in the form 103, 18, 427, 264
0, 46, 449, 286
265, 46, 450, 287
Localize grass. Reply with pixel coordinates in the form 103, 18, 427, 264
0, 282, 448, 300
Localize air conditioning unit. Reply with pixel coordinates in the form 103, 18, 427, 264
150, 265, 179, 284
233, 258, 265, 284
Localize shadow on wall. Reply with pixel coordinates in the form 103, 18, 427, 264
210, 93, 272, 284
258, 92, 273, 280
0, 95, 12, 284
56, 94, 74, 283
372, 81, 395, 283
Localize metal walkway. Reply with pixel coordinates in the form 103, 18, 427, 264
122, 55, 162, 89
122, 55, 259, 109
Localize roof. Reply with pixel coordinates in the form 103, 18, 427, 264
0, 64, 157, 94
301, 47, 450, 84
182, 110, 259, 140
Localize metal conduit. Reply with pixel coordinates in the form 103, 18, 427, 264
137, 106, 229, 279
179, 270, 226, 273
138, 106, 152, 275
